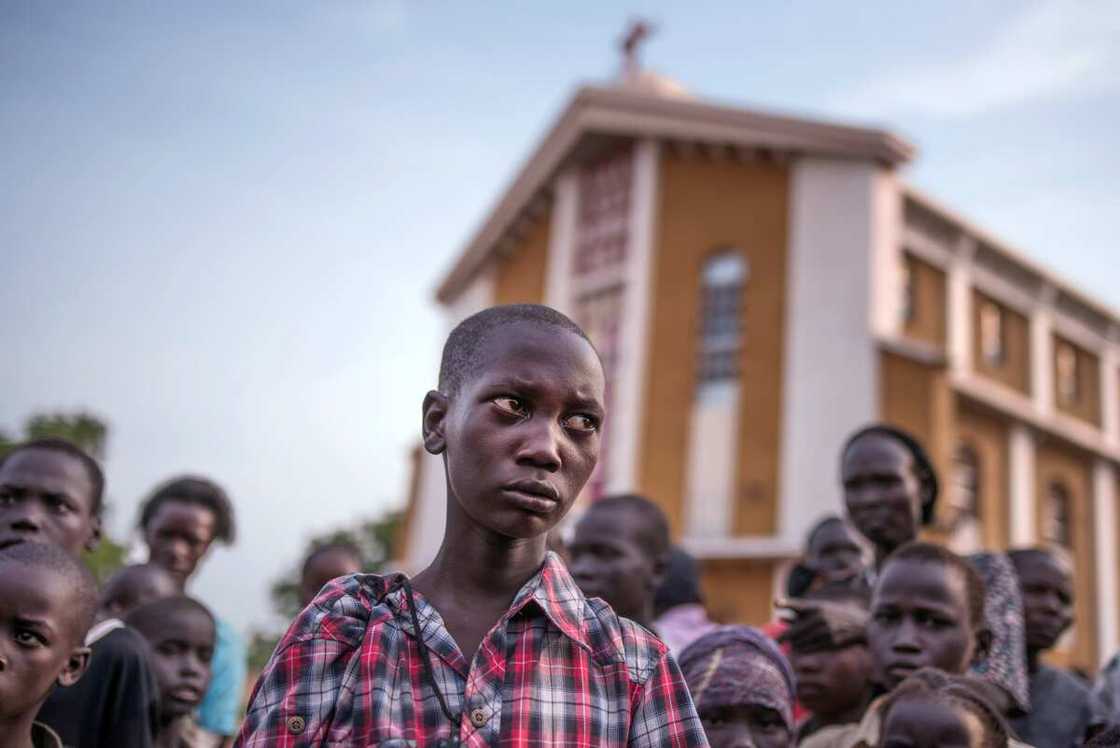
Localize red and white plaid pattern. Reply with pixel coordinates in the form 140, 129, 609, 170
236, 552, 708, 747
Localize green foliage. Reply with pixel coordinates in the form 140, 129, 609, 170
269, 509, 404, 621
248, 630, 283, 674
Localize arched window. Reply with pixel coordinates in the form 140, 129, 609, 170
979, 301, 1005, 365
1056, 342, 1079, 405
697, 250, 748, 388
947, 443, 982, 553
1043, 481, 1073, 549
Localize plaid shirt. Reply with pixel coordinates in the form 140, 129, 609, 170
236, 552, 707, 747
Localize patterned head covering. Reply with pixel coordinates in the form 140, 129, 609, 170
677, 625, 796, 731
968, 552, 1030, 713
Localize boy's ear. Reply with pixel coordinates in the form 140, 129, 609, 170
422, 390, 449, 455
57, 646, 92, 688
972, 626, 993, 668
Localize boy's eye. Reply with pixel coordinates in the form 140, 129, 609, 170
47, 496, 73, 513
15, 630, 44, 648
491, 397, 528, 417
563, 414, 599, 433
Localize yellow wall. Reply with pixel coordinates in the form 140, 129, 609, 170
879, 350, 955, 505
639, 151, 789, 537
699, 558, 777, 626
955, 404, 1010, 549
902, 253, 947, 349
1035, 438, 1098, 670
1053, 335, 1101, 427
493, 210, 550, 305
971, 291, 1031, 396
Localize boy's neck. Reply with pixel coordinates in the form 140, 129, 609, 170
417, 522, 549, 603
0, 710, 37, 748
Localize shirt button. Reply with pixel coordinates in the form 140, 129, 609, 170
286, 715, 306, 734
470, 707, 487, 727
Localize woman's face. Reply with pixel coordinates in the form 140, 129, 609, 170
842, 434, 922, 557
698, 703, 791, 748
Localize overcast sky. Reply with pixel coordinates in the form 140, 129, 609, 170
2, 0, 1117, 634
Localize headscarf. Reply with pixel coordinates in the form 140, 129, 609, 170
968, 552, 1030, 713
678, 625, 797, 731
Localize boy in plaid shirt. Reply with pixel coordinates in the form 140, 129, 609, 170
237, 304, 707, 747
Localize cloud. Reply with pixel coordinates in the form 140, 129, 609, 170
832, 0, 1120, 118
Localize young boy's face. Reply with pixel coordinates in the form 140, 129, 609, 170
807, 522, 866, 586
145, 609, 215, 722
1016, 552, 1074, 652
868, 559, 978, 690
791, 642, 872, 719
842, 436, 921, 556
0, 561, 90, 721
425, 323, 605, 540
0, 448, 100, 556
570, 507, 660, 622
144, 500, 217, 587
697, 703, 791, 748
879, 698, 987, 748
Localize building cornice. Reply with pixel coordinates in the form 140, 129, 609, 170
435, 84, 915, 304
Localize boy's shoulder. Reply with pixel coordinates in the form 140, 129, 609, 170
580, 591, 670, 685
283, 571, 407, 647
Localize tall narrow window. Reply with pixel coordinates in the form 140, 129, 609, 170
947, 443, 982, 553
1043, 481, 1073, 549
901, 257, 916, 324
979, 301, 1005, 365
1057, 342, 1079, 405
697, 251, 747, 389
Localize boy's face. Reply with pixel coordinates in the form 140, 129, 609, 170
0, 448, 100, 556
424, 323, 605, 540
842, 436, 921, 555
1016, 552, 1074, 652
879, 698, 987, 748
868, 559, 979, 691
0, 562, 90, 720
569, 508, 661, 622
145, 609, 215, 722
791, 642, 872, 718
144, 500, 217, 587
807, 522, 866, 585
300, 549, 362, 607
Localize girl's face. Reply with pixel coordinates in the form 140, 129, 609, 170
698, 703, 791, 748
880, 698, 989, 748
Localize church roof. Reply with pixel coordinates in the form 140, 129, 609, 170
436, 82, 915, 303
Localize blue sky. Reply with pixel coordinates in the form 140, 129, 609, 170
2, 1, 1117, 633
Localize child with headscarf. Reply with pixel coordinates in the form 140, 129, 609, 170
678, 625, 796, 748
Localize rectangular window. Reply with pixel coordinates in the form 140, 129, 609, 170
1057, 342, 1079, 405
979, 301, 1005, 365
697, 252, 747, 386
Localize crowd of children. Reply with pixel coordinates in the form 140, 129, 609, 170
4, 303, 1120, 746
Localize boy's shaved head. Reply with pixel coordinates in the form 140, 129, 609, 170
587, 494, 670, 559
126, 594, 215, 638
438, 304, 595, 397
100, 563, 178, 618
0, 540, 98, 643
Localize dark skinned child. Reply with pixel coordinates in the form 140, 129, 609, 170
0, 438, 158, 747
100, 563, 179, 620
785, 586, 874, 741
799, 542, 992, 748
569, 493, 670, 630
127, 597, 216, 748
297, 543, 362, 609
238, 304, 707, 746
0, 541, 96, 748
877, 668, 1014, 748
139, 476, 244, 742
1008, 548, 1093, 747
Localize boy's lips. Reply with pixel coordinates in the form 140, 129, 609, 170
501, 480, 560, 514
169, 684, 202, 703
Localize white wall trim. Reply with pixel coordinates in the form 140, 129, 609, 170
902, 226, 953, 269
1103, 346, 1120, 448
544, 169, 578, 316
681, 535, 801, 560
1008, 423, 1036, 547
947, 237, 975, 376
1052, 311, 1109, 354
1094, 460, 1119, 665
971, 264, 1038, 318
606, 138, 659, 493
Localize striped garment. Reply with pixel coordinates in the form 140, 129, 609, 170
236, 552, 707, 747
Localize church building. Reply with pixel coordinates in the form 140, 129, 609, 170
396, 59, 1120, 672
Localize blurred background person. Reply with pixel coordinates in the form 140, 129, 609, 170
297, 542, 362, 610
569, 493, 670, 631
139, 476, 243, 747
1008, 547, 1093, 747
679, 625, 797, 748
653, 545, 717, 655
99, 563, 179, 621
